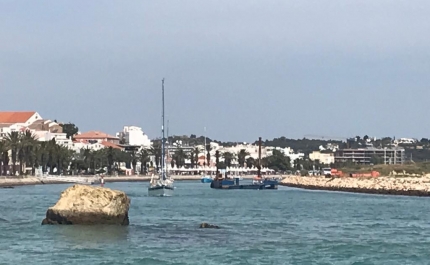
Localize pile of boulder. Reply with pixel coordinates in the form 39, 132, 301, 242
42, 184, 130, 225
280, 176, 430, 196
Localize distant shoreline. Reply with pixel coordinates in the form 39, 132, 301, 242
0, 175, 260, 188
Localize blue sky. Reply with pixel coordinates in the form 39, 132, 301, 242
1, 1, 429, 141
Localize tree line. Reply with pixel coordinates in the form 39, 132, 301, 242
0, 131, 155, 176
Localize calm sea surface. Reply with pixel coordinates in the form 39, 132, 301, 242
1, 181, 430, 264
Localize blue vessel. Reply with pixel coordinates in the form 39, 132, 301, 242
201, 176, 213, 183
210, 137, 278, 190
210, 176, 278, 189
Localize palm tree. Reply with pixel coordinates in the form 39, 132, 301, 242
82, 147, 91, 174
174, 148, 188, 168
88, 150, 97, 174
246, 157, 255, 168
56, 145, 72, 175
215, 150, 220, 171
47, 139, 58, 174
150, 142, 162, 171
21, 130, 38, 175
5, 131, 20, 176
107, 147, 115, 175
0, 140, 7, 176
129, 150, 138, 174
222, 151, 236, 168
138, 148, 150, 174
237, 149, 249, 167
193, 147, 200, 167
39, 142, 49, 174
206, 144, 211, 166
190, 151, 195, 169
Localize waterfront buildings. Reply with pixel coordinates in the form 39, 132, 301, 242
0, 111, 43, 139
116, 126, 151, 147
309, 151, 335, 165
334, 147, 405, 165
74, 131, 120, 144
0, 110, 415, 173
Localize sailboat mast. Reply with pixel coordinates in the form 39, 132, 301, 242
204, 127, 207, 166
204, 127, 206, 151
166, 119, 169, 172
161, 78, 166, 180
258, 137, 262, 178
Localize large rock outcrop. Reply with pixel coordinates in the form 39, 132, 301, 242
42, 184, 130, 225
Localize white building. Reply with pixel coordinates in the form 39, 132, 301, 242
394, 138, 417, 145
210, 143, 304, 167
0, 111, 43, 139
33, 131, 73, 148
116, 126, 151, 147
309, 151, 335, 165
70, 140, 109, 152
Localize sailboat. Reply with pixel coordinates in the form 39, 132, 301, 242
201, 127, 213, 183
148, 78, 175, 197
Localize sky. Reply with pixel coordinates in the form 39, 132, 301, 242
1, 0, 429, 142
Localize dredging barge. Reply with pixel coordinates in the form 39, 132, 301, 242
210, 137, 278, 190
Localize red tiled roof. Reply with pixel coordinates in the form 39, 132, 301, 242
73, 139, 90, 144
0, 111, 36, 123
101, 141, 122, 149
74, 130, 119, 140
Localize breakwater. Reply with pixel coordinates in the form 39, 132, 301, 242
280, 176, 430, 197
0, 176, 64, 187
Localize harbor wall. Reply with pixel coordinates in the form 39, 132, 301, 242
280, 176, 430, 197
0, 176, 64, 187
0, 174, 258, 187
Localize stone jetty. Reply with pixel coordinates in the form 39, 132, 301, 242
280, 176, 430, 197
42, 184, 130, 225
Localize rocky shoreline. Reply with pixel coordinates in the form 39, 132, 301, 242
280, 176, 430, 197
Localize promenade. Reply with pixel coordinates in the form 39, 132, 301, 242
0, 175, 258, 187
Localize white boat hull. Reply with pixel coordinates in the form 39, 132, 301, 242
148, 186, 174, 197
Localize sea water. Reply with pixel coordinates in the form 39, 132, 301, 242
1, 181, 430, 264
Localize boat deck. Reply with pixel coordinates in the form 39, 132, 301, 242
210, 178, 278, 190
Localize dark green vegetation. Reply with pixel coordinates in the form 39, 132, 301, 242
0, 131, 153, 176
59, 122, 79, 139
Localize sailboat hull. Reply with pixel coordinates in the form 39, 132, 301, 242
148, 185, 174, 197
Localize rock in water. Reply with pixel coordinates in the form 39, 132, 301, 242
41, 184, 130, 225
199, 222, 220, 229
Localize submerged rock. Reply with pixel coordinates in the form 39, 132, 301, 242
42, 184, 130, 225
199, 222, 220, 229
